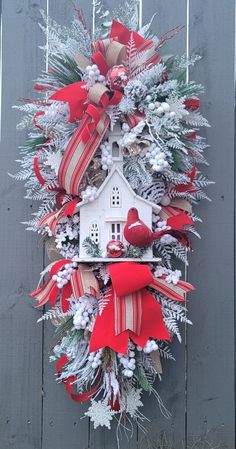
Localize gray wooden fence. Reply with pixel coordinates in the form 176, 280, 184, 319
0, 1, 235, 448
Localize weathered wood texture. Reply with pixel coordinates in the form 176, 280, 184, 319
0, 1, 234, 449
187, 1, 235, 447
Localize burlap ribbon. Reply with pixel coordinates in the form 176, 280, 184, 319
31, 261, 99, 312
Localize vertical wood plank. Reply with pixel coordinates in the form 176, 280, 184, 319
41, 3, 92, 449
0, 1, 46, 448
139, 2, 188, 448
187, 0, 235, 447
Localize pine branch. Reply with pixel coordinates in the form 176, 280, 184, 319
83, 237, 101, 257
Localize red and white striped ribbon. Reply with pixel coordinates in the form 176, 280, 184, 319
58, 113, 110, 196
114, 289, 143, 336
150, 277, 194, 302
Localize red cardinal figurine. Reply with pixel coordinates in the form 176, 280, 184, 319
124, 208, 157, 247
124, 207, 194, 248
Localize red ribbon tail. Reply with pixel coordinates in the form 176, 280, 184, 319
65, 370, 102, 403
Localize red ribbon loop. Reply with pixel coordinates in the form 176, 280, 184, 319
90, 262, 194, 354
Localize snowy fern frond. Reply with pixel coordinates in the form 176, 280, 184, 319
191, 190, 211, 202
96, 264, 110, 285
153, 243, 172, 269
167, 96, 188, 120
190, 213, 203, 223
8, 168, 32, 181
194, 175, 214, 188
184, 111, 210, 127
137, 63, 165, 87
158, 344, 175, 361
112, 0, 139, 31
164, 316, 181, 342
187, 226, 201, 239
161, 298, 192, 325
124, 158, 153, 190
37, 306, 74, 322
125, 34, 137, 75
189, 148, 209, 165
172, 244, 189, 265
98, 289, 112, 315
167, 137, 186, 151
164, 170, 189, 185
139, 13, 157, 38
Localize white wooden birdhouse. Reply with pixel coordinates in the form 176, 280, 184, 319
107, 122, 124, 170
77, 164, 161, 261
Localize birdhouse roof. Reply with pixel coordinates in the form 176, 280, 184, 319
76, 166, 161, 213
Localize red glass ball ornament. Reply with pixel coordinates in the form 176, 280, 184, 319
107, 65, 128, 91
106, 240, 124, 258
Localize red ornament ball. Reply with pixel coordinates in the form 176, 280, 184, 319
106, 240, 124, 258
107, 65, 128, 91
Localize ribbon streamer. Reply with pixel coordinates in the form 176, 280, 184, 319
56, 355, 102, 403
90, 262, 193, 354
31, 261, 99, 312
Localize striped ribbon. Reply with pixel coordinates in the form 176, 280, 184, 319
114, 289, 143, 336
109, 262, 193, 338
48, 20, 161, 196
31, 261, 99, 312
159, 198, 193, 221
38, 198, 79, 235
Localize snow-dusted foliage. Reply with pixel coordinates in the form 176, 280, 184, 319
12, 3, 211, 439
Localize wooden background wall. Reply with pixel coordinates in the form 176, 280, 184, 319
0, 1, 234, 448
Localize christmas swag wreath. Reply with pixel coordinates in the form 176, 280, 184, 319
12, 2, 211, 435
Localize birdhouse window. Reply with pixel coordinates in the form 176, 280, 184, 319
111, 222, 122, 241
112, 141, 120, 158
89, 223, 99, 245
111, 186, 121, 207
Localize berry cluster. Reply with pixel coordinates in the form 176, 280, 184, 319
52, 262, 78, 289
73, 298, 95, 330
88, 350, 102, 369
155, 219, 171, 232
154, 266, 182, 285
160, 234, 178, 245
118, 349, 136, 378
145, 143, 169, 172
84, 64, 105, 85
100, 141, 113, 171
137, 339, 158, 354
81, 185, 98, 202
147, 97, 176, 119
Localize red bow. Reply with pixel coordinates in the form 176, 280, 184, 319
48, 20, 160, 196
90, 262, 193, 354
31, 261, 99, 312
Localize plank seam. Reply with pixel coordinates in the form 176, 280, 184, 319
185, 1, 190, 448
41, 1, 50, 448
